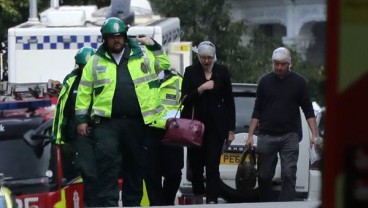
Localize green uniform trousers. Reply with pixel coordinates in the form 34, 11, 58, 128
73, 134, 97, 206
60, 134, 97, 207
93, 117, 148, 207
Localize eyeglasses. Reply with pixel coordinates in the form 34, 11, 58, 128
199, 55, 214, 61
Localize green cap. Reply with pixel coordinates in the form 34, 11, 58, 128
100, 17, 128, 35
75, 47, 96, 65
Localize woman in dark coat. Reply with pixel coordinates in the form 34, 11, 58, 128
181, 41, 236, 204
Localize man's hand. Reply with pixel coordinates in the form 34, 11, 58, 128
136, 35, 155, 45
310, 136, 322, 147
245, 135, 254, 148
77, 123, 89, 136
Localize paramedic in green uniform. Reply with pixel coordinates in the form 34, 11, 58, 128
52, 46, 97, 206
75, 17, 170, 207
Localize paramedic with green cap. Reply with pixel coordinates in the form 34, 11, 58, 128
52, 46, 97, 206
75, 17, 170, 207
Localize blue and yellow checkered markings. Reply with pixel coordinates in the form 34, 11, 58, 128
16, 35, 102, 50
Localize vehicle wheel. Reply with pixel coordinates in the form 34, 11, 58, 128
219, 180, 259, 203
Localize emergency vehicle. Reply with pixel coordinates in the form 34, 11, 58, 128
0, 98, 151, 207
0, 98, 85, 208
0, 0, 191, 97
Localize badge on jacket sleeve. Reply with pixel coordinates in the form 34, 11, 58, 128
141, 62, 150, 73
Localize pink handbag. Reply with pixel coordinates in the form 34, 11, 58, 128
162, 106, 205, 147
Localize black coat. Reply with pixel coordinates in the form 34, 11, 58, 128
181, 62, 235, 139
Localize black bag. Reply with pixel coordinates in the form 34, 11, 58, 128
235, 147, 257, 192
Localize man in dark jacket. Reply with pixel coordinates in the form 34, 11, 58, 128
245, 47, 319, 202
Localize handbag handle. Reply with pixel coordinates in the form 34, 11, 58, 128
240, 147, 256, 165
173, 95, 195, 120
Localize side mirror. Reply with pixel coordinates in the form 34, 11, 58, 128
23, 129, 51, 147
23, 119, 54, 157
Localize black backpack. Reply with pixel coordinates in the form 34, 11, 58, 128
235, 147, 257, 192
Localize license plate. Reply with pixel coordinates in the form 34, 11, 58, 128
220, 152, 241, 165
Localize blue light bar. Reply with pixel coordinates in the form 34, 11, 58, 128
0, 99, 52, 110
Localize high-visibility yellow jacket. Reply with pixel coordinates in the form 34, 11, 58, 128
151, 71, 183, 129
75, 39, 170, 125
52, 69, 80, 144
0, 186, 14, 208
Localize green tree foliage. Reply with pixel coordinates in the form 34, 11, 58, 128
151, 0, 249, 78
0, 0, 51, 40
0, 0, 109, 40
0, 1, 19, 16
0, 0, 28, 39
235, 28, 283, 83
59, 0, 109, 8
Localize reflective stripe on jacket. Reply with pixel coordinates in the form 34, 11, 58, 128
0, 186, 14, 208
151, 73, 182, 129
52, 70, 78, 145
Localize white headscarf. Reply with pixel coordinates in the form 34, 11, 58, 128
197, 41, 217, 61
193, 41, 217, 70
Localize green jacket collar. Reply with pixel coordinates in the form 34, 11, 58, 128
62, 68, 80, 85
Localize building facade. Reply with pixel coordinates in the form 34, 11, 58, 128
230, 0, 326, 64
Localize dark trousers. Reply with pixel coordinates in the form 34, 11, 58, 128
256, 132, 299, 202
93, 117, 148, 207
60, 135, 97, 207
187, 124, 224, 203
72, 135, 97, 207
60, 144, 78, 181
145, 127, 183, 206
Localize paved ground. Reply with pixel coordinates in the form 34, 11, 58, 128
101, 200, 321, 208
147, 201, 321, 208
